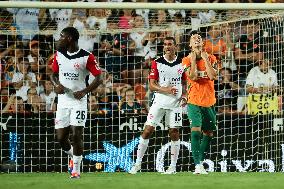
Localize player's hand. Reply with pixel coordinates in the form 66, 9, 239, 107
179, 96, 187, 107
191, 51, 196, 62
162, 86, 178, 96
73, 90, 87, 100
54, 84, 65, 94
201, 51, 209, 61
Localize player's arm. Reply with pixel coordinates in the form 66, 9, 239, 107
73, 54, 103, 100
179, 79, 188, 107
202, 52, 217, 80
49, 52, 65, 94
187, 53, 198, 81
149, 79, 177, 95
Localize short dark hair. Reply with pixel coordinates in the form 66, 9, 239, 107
61, 27, 80, 41
164, 36, 176, 44
189, 30, 202, 38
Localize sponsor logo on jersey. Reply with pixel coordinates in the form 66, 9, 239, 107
171, 77, 181, 82
63, 72, 79, 80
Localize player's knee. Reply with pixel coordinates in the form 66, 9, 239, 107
203, 130, 213, 137
142, 125, 155, 139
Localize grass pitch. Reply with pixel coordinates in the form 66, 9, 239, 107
0, 172, 283, 189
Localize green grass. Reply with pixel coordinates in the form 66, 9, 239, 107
0, 172, 283, 189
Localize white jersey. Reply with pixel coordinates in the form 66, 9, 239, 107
149, 55, 186, 109
52, 49, 101, 108
246, 66, 278, 89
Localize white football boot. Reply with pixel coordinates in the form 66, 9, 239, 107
129, 163, 141, 174
193, 164, 208, 175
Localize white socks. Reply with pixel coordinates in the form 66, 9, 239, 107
170, 140, 180, 167
64, 146, 73, 159
73, 155, 82, 174
136, 136, 149, 164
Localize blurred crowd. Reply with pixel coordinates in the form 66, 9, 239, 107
0, 0, 283, 117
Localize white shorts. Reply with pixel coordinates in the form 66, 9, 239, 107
55, 107, 87, 129
145, 104, 183, 128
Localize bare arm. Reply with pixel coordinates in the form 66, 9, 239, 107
73, 74, 104, 100
187, 53, 198, 81
50, 73, 65, 94
202, 52, 217, 80
149, 79, 177, 95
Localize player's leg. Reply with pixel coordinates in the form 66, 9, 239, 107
56, 127, 73, 173
56, 127, 72, 155
163, 108, 182, 174
129, 125, 154, 174
69, 108, 87, 178
200, 106, 216, 162
55, 108, 74, 174
70, 125, 84, 178
129, 106, 165, 174
187, 104, 206, 174
137, 125, 155, 162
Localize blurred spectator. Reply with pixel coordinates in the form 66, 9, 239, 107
163, 0, 186, 19
118, 4, 134, 29
235, 19, 264, 79
38, 4, 57, 30
40, 80, 57, 112
119, 88, 145, 115
2, 41, 26, 92
27, 87, 45, 113
143, 32, 158, 68
2, 95, 26, 113
129, 14, 147, 62
204, 25, 227, 62
89, 94, 98, 114
220, 23, 238, 73
216, 68, 240, 113
7, 0, 40, 42
70, 9, 98, 51
90, 69, 131, 101
135, 0, 150, 28
261, 15, 284, 65
246, 59, 279, 94
86, 9, 107, 31
27, 40, 46, 81
169, 13, 186, 52
49, 8, 72, 41
148, 9, 171, 29
12, 57, 36, 102
0, 9, 16, 41
99, 16, 127, 82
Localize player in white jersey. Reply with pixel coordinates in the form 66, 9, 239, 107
50, 27, 103, 179
129, 37, 187, 175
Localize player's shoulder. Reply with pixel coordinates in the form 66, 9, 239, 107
155, 55, 182, 67
57, 49, 91, 59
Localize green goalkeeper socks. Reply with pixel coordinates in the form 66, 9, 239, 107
191, 131, 201, 165
200, 135, 212, 162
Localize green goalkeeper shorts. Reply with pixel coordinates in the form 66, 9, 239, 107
187, 103, 216, 131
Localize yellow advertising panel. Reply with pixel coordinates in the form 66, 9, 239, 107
247, 93, 279, 115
